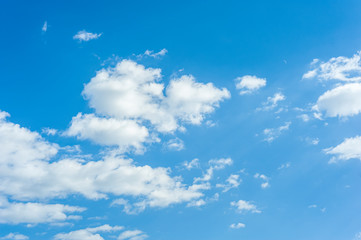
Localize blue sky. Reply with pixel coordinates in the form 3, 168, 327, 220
1, 0, 361, 239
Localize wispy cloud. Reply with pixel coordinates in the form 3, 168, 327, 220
73, 30, 102, 42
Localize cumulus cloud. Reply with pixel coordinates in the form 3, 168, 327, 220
194, 158, 233, 183
0, 111, 205, 218
54, 225, 124, 240
73, 30, 102, 42
231, 200, 261, 214
65, 113, 149, 152
0, 197, 84, 224
165, 138, 184, 151
72, 60, 230, 151
303, 51, 361, 82
235, 75, 266, 95
230, 222, 245, 229
263, 121, 291, 142
324, 136, 361, 163
183, 158, 200, 170
313, 83, 361, 118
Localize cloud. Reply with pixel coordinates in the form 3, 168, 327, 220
41, 127, 58, 136
138, 49, 168, 58
216, 174, 241, 192
258, 92, 285, 111
165, 138, 184, 151
65, 113, 149, 153
235, 75, 266, 95
263, 121, 291, 142
186, 199, 206, 207
73, 30, 102, 42
117, 230, 148, 240
183, 158, 200, 170
254, 173, 270, 189
194, 158, 233, 183
313, 83, 361, 118
54, 225, 124, 240
303, 51, 361, 82
42, 21, 47, 32
324, 136, 361, 163
231, 200, 261, 214
229, 222, 245, 229
0, 233, 28, 240
0, 111, 205, 217
278, 162, 291, 170
73, 59, 230, 151
0, 197, 84, 224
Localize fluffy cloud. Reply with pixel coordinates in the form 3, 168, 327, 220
65, 113, 149, 152
263, 121, 291, 142
0, 197, 84, 224
0, 111, 205, 218
313, 83, 361, 118
183, 158, 200, 170
165, 138, 184, 151
230, 200, 261, 214
73, 30, 102, 42
194, 158, 233, 183
235, 75, 266, 95
230, 222, 245, 229
54, 225, 124, 240
324, 136, 361, 163
303, 51, 361, 82
76, 60, 230, 148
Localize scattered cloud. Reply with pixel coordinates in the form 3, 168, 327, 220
54, 225, 124, 240
186, 199, 206, 207
324, 136, 361, 163
231, 200, 261, 214
303, 51, 361, 82
254, 173, 270, 189
263, 121, 291, 142
183, 158, 200, 170
229, 222, 245, 229
258, 92, 285, 111
42, 21, 47, 32
0, 233, 28, 240
138, 49, 168, 58
73, 30, 102, 42
235, 75, 266, 95
117, 230, 148, 240
278, 162, 291, 170
216, 174, 241, 192
165, 138, 184, 151
41, 127, 58, 136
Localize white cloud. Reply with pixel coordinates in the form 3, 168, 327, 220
183, 158, 200, 170
54, 225, 124, 240
324, 136, 361, 163
235, 75, 266, 95
73, 30, 102, 42
313, 83, 361, 118
263, 121, 291, 142
186, 199, 206, 207
165, 138, 184, 151
65, 113, 149, 153
231, 200, 261, 214
303, 51, 361, 82
254, 173, 270, 189
42, 21, 47, 32
258, 92, 285, 111
41, 127, 58, 136
117, 230, 148, 240
194, 158, 233, 183
216, 174, 241, 192
278, 162, 291, 170
0, 197, 84, 224
0, 111, 205, 215
110, 199, 146, 215
81, 59, 230, 135
230, 222, 245, 229
138, 49, 168, 58
0, 233, 28, 240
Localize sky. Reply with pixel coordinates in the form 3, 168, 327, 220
1, 0, 361, 239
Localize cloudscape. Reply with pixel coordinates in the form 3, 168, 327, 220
1, 1, 361, 239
